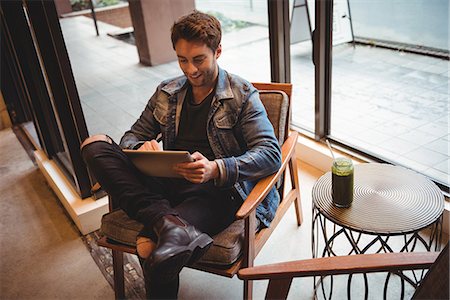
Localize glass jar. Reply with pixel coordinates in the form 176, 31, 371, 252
331, 157, 354, 208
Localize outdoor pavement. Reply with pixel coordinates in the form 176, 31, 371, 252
60, 14, 448, 188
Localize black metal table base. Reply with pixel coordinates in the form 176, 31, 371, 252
311, 206, 443, 300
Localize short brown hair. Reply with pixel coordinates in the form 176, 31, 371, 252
171, 10, 222, 52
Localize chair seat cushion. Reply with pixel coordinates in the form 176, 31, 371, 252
101, 209, 244, 266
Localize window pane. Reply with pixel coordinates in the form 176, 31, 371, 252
196, 0, 271, 81
290, 0, 315, 132
330, 0, 449, 187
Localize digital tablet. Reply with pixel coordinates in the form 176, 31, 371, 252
123, 149, 194, 178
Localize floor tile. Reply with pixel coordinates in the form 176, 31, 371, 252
421, 90, 448, 102
378, 137, 420, 155
394, 115, 430, 129
424, 138, 449, 156
423, 63, 449, 75
433, 159, 450, 174
417, 122, 450, 137
402, 147, 448, 167
394, 156, 431, 173
375, 120, 412, 136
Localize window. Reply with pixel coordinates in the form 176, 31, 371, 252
330, 0, 449, 188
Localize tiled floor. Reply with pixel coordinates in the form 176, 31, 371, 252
60, 15, 448, 188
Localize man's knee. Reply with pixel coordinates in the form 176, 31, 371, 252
80, 134, 112, 151
80, 134, 113, 164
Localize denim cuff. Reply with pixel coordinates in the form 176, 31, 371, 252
221, 156, 238, 187
214, 159, 227, 187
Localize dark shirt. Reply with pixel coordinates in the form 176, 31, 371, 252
173, 86, 215, 160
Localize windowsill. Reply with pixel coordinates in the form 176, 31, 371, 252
34, 149, 109, 235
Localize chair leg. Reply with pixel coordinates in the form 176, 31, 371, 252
244, 279, 253, 300
112, 249, 125, 299
289, 157, 303, 226
294, 194, 303, 226
243, 212, 256, 300
265, 278, 293, 300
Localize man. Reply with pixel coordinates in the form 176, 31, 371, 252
81, 11, 281, 299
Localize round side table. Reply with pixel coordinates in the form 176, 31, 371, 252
311, 163, 444, 299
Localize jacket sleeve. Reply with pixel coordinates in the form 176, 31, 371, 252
119, 87, 162, 149
216, 90, 282, 186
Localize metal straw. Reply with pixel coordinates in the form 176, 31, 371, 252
326, 139, 336, 161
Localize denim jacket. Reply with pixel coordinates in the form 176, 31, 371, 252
120, 68, 281, 227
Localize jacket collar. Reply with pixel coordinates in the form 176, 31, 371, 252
161, 67, 234, 101
161, 75, 187, 96
215, 67, 234, 101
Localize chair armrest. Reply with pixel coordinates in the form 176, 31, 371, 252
237, 251, 439, 280
236, 131, 298, 220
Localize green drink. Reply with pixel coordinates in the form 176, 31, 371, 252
332, 157, 354, 208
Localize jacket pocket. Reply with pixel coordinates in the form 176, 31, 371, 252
153, 102, 168, 126
214, 112, 237, 129
213, 113, 242, 156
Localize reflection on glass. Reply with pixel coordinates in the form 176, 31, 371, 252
331, 0, 449, 187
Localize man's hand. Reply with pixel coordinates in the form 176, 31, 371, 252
138, 140, 161, 151
174, 152, 219, 184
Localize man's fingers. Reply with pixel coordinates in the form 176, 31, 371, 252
174, 167, 204, 175
174, 167, 206, 182
138, 140, 160, 151
176, 160, 205, 169
172, 152, 214, 184
150, 140, 161, 150
191, 151, 206, 161
182, 174, 206, 184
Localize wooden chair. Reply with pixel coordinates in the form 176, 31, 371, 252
238, 243, 449, 300
97, 82, 303, 299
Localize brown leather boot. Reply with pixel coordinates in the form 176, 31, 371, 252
144, 215, 213, 282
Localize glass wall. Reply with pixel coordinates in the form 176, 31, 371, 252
330, 0, 449, 187
195, 0, 271, 82
350, 0, 449, 52
290, 0, 315, 132
2, 1, 92, 197
55, 0, 449, 190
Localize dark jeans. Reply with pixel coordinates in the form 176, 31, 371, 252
81, 139, 240, 299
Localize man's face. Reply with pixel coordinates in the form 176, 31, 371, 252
175, 39, 221, 89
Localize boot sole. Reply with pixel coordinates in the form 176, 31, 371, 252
150, 233, 213, 282
187, 233, 213, 265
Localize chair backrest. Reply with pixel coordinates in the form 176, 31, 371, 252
412, 243, 449, 299
252, 82, 292, 146
252, 82, 292, 193
258, 91, 289, 145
